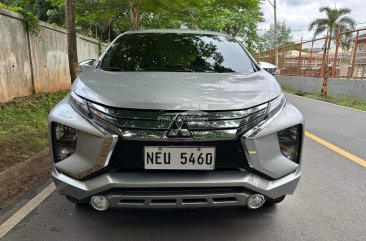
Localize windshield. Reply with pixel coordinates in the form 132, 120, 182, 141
99, 33, 257, 74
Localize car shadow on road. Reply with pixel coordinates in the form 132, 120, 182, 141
68, 204, 280, 240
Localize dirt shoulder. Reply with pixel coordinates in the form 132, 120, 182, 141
0, 91, 67, 172
0, 149, 51, 209
0, 91, 66, 208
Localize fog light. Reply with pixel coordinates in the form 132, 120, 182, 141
90, 195, 109, 211
52, 123, 78, 163
278, 125, 302, 163
247, 194, 265, 209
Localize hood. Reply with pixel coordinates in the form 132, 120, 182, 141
72, 69, 281, 111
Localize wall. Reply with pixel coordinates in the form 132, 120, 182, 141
0, 8, 33, 102
275, 75, 366, 101
0, 8, 107, 102
29, 23, 70, 93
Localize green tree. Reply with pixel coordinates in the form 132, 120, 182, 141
261, 22, 293, 50
74, 0, 263, 50
0, 2, 40, 35
308, 7, 355, 57
2, 0, 65, 26
3, 0, 264, 49
339, 32, 353, 53
189, 0, 264, 52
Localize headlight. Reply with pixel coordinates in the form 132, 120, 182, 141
51, 123, 78, 163
68, 91, 91, 118
278, 125, 302, 163
266, 93, 286, 119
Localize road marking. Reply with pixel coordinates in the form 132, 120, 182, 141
285, 93, 366, 113
305, 131, 366, 168
0, 183, 56, 239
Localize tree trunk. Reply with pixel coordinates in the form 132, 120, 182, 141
65, 0, 78, 83
326, 29, 333, 65
128, 2, 139, 31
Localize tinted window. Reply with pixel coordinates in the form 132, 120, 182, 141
99, 33, 256, 74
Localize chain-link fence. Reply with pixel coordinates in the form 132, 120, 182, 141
253, 28, 366, 79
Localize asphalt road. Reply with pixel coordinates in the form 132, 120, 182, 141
1, 94, 366, 241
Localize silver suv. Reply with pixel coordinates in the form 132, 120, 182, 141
49, 30, 304, 211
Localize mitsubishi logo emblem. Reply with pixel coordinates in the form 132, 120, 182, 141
167, 115, 193, 138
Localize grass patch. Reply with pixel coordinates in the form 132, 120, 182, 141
282, 87, 366, 111
0, 91, 68, 171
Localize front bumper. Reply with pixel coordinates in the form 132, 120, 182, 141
49, 96, 304, 208
53, 168, 301, 208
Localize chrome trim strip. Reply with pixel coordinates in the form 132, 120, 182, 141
89, 102, 164, 120
90, 108, 171, 130
243, 99, 286, 138
54, 103, 119, 179
240, 100, 287, 168
88, 103, 267, 141
93, 111, 266, 131
87, 101, 269, 140
188, 109, 266, 130
88, 102, 267, 121
56, 133, 118, 180
191, 129, 238, 139
72, 133, 118, 179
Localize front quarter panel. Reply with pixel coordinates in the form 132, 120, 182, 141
243, 103, 304, 179
48, 97, 117, 179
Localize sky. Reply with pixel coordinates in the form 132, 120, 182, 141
259, 0, 366, 42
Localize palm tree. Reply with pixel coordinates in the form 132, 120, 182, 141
308, 7, 355, 58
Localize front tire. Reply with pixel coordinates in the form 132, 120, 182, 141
266, 195, 286, 206
66, 196, 88, 205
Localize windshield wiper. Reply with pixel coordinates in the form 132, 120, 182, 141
164, 66, 196, 72
175, 69, 196, 72
100, 67, 124, 71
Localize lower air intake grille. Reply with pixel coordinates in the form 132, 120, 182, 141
108, 139, 250, 171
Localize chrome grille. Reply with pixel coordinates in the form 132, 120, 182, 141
88, 102, 268, 140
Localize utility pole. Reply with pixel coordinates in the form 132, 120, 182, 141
274, 0, 278, 69
267, 0, 278, 69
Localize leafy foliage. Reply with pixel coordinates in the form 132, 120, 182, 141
309, 7, 355, 36
1, 0, 264, 50
189, 0, 264, 52
0, 2, 40, 35
100, 33, 254, 73
1, 0, 65, 26
308, 7, 355, 56
339, 32, 354, 53
75, 0, 263, 51
260, 22, 293, 50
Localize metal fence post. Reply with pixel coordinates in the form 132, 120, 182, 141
308, 39, 314, 76
297, 37, 303, 76
350, 30, 359, 78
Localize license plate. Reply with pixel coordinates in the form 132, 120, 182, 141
144, 147, 215, 170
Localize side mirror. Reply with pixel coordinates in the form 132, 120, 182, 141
79, 59, 97, 72
258, 61, 277, 75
